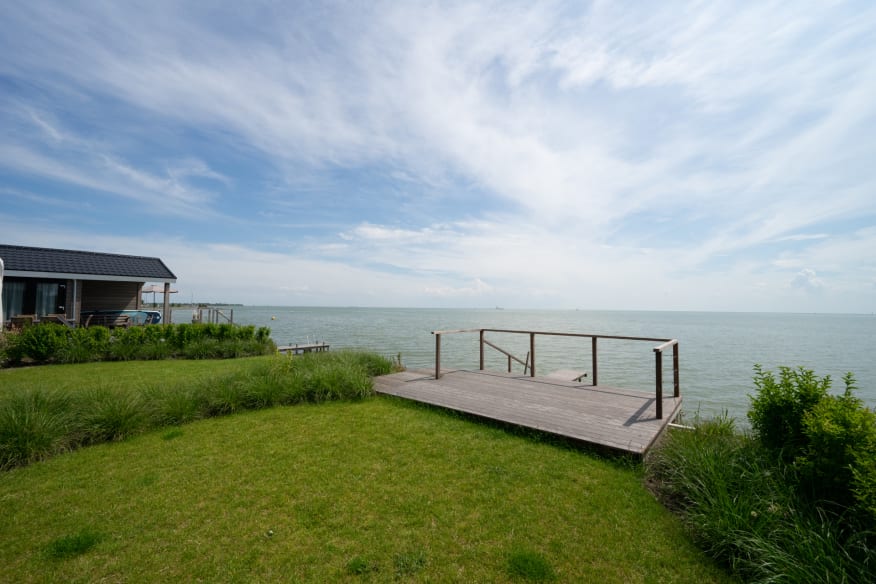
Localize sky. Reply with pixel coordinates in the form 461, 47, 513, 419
1, 1, 875, 312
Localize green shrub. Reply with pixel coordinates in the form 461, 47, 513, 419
853, 454, 876, 527
749, 367, 876, 523
646, 418, 874, 581
138, 340, 173, 360
649, 366, 876, 582
748, 365, 832, 458
0, 331, 22, 366
108, 337, 142, 361
56, 327, 109, 364
17, 324, 67, 364
796, 377, 876, 512
182, 338, 221, 359
2, 323, 274, 368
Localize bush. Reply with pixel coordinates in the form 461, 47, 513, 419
647, 417, 875, 581
797, 379, 876, 516
17, 324, 67, 364
56, 327, 110, 364
1, 323, 275, 367
0, 331, 22, 366
749, 367, 876, 523
648, 366, 876, 582
748, 365, 831, 458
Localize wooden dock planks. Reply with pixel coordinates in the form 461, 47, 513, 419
374, 369, 682, 456
277, 342, 330, 355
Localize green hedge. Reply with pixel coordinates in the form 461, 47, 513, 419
1, 323, 275, 367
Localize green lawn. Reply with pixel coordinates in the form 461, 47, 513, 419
0, 357, 265, 396
0, 393, 733, 582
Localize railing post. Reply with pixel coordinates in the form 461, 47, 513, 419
507, 355, 512, 373
479, 329, 485, 371
673, 343, 680, 398
529, 333, 536, 377
655, 349, 663, 419
435, 333, 442, 379
591, 336, 598, 387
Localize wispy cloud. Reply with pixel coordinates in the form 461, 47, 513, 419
1, 1, 874, 311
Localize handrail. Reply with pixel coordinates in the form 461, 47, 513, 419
482, 338, 529, 373
432, 328, 680, 419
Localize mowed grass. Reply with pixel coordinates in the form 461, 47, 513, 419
0, 357, 265, 397
0, 397, 734, 583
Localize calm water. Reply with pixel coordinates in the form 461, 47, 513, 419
174, 307, 876, 420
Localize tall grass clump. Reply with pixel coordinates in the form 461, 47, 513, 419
646, 366, 876, 583
230, 350, 389, 407
0, 391, 72, 469
74, 388, 148, 444
0, 351, 394, 470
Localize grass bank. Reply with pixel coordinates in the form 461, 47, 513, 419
0, 398, 733, 583
0, 352, 393, 470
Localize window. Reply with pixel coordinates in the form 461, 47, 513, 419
2, 281, 25, 319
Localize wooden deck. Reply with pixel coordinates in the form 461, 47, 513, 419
277, 342, 330, 355
374, 368, 682, 456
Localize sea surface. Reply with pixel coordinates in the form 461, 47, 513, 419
174, 307, 876, 421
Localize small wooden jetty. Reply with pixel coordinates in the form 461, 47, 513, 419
277, 342, 330, 355
374, 328, 682, 456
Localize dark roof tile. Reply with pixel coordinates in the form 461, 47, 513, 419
0, 245, 176, 280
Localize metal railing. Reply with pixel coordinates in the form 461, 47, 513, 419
431, 328, 680, 419
192, 307, 234, 325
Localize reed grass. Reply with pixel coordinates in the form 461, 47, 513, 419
646, 417, 875, 582
0, 351, 393, 470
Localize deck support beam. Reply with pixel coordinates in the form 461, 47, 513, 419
435, 333, 442, 379
162, 282, 171, 325
655, 350, 664, 419
591, 336, 598, 386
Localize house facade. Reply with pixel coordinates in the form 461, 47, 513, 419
0, 245, 177, 325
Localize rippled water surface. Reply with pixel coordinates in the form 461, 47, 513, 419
175, 307, 876, 420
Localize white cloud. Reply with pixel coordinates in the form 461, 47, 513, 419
1, 2, 874, 312
791, 268, 824, 291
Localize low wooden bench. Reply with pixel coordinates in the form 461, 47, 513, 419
9, 314, 37, 331
544, 369, 588, 382
39, 314, 76, 328
83, 314, 131, 329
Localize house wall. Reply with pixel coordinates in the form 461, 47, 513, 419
80, 281, 142, 312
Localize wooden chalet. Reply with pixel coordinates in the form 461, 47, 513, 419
0, 244, 176, 327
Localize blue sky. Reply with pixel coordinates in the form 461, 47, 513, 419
1, 1, 875, 312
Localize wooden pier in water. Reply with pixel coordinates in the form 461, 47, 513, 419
374, 328, 682, 456
277, 342, 330, 355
